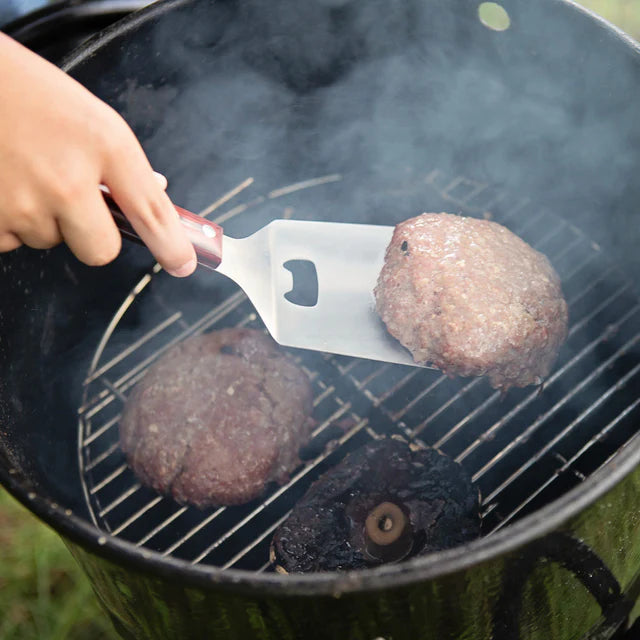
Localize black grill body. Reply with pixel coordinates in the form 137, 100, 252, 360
1, 1, 640, 638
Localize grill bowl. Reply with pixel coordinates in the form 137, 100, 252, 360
2, 0, 640, 638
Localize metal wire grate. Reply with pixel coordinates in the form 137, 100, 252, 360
77, 169, 640, 572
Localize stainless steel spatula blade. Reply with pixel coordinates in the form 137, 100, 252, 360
108, 197, 418, 366
217, 220, 416, 366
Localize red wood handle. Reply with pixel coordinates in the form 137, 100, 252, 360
104, 193, 223, 270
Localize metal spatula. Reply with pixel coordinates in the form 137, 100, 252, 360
107, 197, 418, 367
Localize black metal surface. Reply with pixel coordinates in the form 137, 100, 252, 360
1, 0, 149, 63
1, 0, 640, 638
493, 532, 633, 639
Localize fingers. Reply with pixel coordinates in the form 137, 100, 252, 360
0, 232, 22, 252
56, 189, 122, 267
101, 124, 196, 277
113, 183, 197, 277
2, 192, 61, 250
11, 213, 62, 250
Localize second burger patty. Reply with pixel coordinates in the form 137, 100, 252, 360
119, 328, 314, 508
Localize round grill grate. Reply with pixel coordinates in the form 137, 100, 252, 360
77, 168, 640, 571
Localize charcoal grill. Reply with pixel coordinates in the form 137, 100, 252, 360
78, 168, 640, 571
2, 0, 640, 638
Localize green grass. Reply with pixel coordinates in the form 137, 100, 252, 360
576, 0, 640, 39
0, 488, 117, 640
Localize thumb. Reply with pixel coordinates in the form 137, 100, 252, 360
153, 171, 168, 190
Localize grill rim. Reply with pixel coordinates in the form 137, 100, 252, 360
2, 378, 640, 597
1, 0, 636, 598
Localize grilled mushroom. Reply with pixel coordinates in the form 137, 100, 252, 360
271, 438, 481, 572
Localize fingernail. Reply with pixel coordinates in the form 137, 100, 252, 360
167, 257, 197, 278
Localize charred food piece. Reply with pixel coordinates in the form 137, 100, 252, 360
375, 212, 568, 390
271, 439, 480, 572
119, 328, 313, 508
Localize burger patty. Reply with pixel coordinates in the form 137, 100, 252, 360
374, 212, 568, 389
271, 438, 481, 572
119, 328, 314, 508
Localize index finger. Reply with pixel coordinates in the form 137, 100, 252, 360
101, 122, 196, 277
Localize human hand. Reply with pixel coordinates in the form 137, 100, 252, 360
0, 34, 197, 277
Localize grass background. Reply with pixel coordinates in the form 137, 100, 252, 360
0, 490, 115, 640
1, 2, 639, 639
577, 0, 640, 39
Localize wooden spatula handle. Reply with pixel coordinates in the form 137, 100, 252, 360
103, 193, 223, 270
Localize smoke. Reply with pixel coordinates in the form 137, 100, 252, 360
96, 0, 637, 275
21, 0, 635, 546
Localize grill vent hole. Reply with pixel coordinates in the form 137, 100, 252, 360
478, 2, 511, 31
